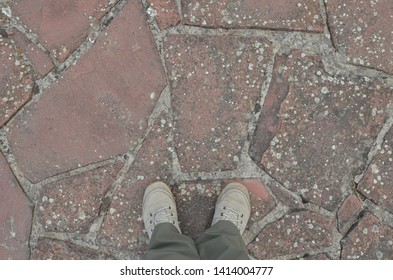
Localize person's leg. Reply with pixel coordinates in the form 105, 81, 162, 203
195, 183, 251, 260
142, 181, 199, 260
144, 223, 200, 260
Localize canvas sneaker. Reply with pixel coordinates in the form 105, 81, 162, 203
212, 182, 251, 235
142, 181, 181, 239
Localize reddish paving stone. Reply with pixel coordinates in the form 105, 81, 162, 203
182, 0, 324, 32
233, 179, 276, 227
337, 194, 363, 234
248, 211, 334, 259
357, 127, 393, 214
98, 114, 172, 253
0, 33, 34, 128
146, 0, 180, 29
36, 162, 122, 234
341, 213, 393, 260
251, 50, 393, 211
31, 238, 114, 259
173, 179, 275, 240
10, 29, 54, 75
6, 0, 166, 183
327, 0, 393, 75
165, 34, 272, 172
0, 152, 32, 259
10, 0, 119, 62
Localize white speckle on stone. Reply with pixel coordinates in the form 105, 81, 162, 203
78, 211, 86, 220
109, 208, 116, 215
147, 7, 157, 17
137, 175, 145, 181
376, 251, 383, 259
363, 228, 368, 235
1, 7, 12, 18
371, 164, 379, 174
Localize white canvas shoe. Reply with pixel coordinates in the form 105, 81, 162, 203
142, 181, 181, 239
212, 183, 251, 235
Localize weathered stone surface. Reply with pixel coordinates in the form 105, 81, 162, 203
146, 0, 180, 29
182, 0, 324, 32
327, 0, 393, 74
0, 33, 33, 128
0, 152, 32, 260
173, 179, 275, 240
341, 213, 393, 260
31, 238, 114, 260
301, 253, 330, 260
251, 50, 393, 211
337, 194, 363, 234
248, 211, 334, 259
10, 29, 54, 75
173, 181, 222, 240
98, 114, 172, 254
234, 179, 276, 227
357, 127, 393, 213
6, 0, 166, 182
36, 162, 122, 234
10, 0, 118, 61
165, 34, 272, 172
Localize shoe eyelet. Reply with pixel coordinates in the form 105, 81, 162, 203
223, 206, 226, 210
221, 213, 223, 216
171, 214, 174, 216
168, 206, 171, 209
150, 221, 152, 224
241, 214, 244, 217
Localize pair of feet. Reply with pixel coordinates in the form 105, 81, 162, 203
142, 181, 251, 239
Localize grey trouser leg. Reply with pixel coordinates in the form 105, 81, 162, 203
143, 223, 200, 260
143, 221, 249, 260
195, 220, 250, 260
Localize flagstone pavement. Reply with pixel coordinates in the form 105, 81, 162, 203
1, 0, 393, 260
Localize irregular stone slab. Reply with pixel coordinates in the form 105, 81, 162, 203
146, 0, 180, 29
36, 162, 122, 234
357, 127, 393, 213
251, 50, 393, 211
31, 238, 114, 260
10, 0, 119, 61
6, 0, 166, 183
0, 152, 32, 259
342, 213, 393, 259
248, 211, 334, 259
173, 179, 276, 240
10, 29, 54, 75
182, 0, 324, 32
0, 33, 33, 128
337, 194, 363, 234
98, 114, 172, 254
327, 0, 393, 74
165, 34, 272, 172
233, 179, 276, 228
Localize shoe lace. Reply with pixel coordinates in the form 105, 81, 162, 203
221, 206, 244, 230
148, 206, 174, 232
